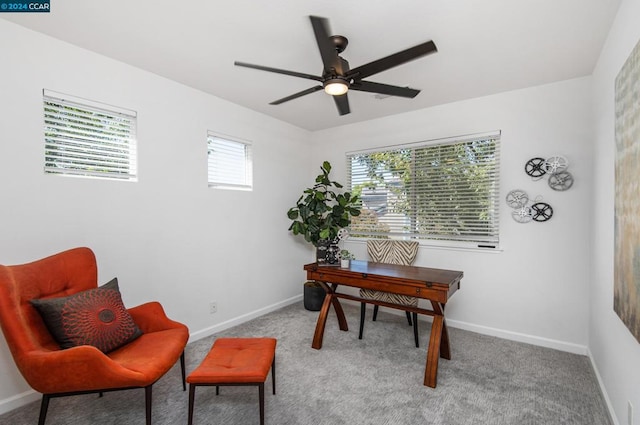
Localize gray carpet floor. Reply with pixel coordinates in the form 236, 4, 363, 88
0, 302, 612, 425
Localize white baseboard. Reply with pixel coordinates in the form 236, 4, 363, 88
445, 318, 588, 355
0, 389, 39, 416
344, 299, 589, 354
586, 348, 620, 425
188, 294, 303, 343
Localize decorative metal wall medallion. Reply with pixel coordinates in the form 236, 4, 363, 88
548, 171, 574, 191
531, 202, 553, 222
512, 206, 533, 223
506, 189, 529, 208
525, 157, 547, 178
542, 155, 569, 174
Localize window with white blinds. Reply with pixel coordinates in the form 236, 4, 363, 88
43, 90, 137, 181
347, 132, 501, 247
207, 132, 253, 190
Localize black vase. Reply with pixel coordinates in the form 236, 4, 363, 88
303, 282, 326, 311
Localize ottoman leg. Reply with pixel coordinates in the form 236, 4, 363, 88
272, 356, 276, 395
187, 384, 196, 425
259, 383, 265, 425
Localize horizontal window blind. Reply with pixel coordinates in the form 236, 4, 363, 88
347, 132, 501, 246
43, 90, 137, 180
207, 132, 253, 190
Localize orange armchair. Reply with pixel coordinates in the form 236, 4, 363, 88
0, 247, 189, 425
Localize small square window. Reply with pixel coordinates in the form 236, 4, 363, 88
207, 132, 253, 190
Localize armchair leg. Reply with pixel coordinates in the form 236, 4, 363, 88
38, 394, 50, 425
180, 351, 186, 391
372, 305, 379, 321
145, 385, 152, 425
405, 311, 413, 326
412, 312, 419, 348
359, 302, 366, 339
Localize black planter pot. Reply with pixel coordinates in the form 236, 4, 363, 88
303, 281, 326, 311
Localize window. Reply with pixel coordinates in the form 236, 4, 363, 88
43, 90, 137, 181
347, 131, 501, 248
207, 132, 253, 190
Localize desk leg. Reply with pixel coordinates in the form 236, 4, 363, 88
424, 314, 444, 388
328, 283, 349, 332
431, 301, 451, 360
312, 282, 348, 350
440, 318, 451, 360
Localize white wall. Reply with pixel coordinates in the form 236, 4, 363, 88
590, 0, 640, 424
0, 19, 314, 412
310, 77, 593, 352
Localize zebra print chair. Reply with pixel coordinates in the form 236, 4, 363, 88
358, 240, 421, 347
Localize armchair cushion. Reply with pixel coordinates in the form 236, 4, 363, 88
30, 277, 142, 353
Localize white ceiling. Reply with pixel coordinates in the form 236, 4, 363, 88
2, 0, 621, 131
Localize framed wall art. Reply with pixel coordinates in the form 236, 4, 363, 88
614, 37, 640, 343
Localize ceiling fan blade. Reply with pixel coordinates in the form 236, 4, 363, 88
269, 86, 324, 105
333, 93, 350, 115
347, 40, 437, 80
235, 61, 323, 82
350, 81, 420, 98
309, 16, 343, 75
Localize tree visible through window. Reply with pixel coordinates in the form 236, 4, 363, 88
347, 132, 501, 246
43, 90, 137, 181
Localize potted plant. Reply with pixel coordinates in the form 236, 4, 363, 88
339, 249, 355, 268
288, 161, 361, 310
287, 161, 361, 265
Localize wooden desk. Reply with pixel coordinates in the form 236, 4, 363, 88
304, 260, 463, 388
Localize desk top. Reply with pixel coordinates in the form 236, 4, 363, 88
304, 260, 463, 294
304, 260, 464, 286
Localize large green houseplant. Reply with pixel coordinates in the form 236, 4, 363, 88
288, 161, 361, 310
287, 161, 361, 255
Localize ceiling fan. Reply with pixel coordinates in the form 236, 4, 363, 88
234, 16, 438, 116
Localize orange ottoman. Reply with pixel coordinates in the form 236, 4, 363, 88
187, 337, 277, 425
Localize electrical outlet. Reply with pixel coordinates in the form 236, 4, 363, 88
629, 401, 633, 425
209, 302, 217, 314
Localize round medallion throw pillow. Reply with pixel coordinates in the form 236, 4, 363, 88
31, 278, 143, 353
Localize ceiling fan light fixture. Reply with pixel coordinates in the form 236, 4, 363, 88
323, 79, 349, 96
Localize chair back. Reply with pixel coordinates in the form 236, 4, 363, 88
366, 240, 419, 266
0, 247, 98, 371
